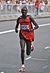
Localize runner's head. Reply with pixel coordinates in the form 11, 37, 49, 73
21, 6, 28, 16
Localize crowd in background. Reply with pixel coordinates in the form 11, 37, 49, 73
0, 0, 50, 16
0, 0, 49, 5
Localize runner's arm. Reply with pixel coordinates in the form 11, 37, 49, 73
15, 18, 20, 33
30, 16, 39, 30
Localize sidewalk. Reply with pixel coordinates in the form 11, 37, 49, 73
0, 13, 50, 21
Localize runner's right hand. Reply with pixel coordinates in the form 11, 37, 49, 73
15, 28, 18, 33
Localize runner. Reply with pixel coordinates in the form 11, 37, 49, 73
15, 6, 39, 72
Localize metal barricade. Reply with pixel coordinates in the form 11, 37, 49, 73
0, 4, 50, 16
0, 4, 6, 15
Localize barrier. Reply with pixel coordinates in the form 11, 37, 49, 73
0, 4, 50, 16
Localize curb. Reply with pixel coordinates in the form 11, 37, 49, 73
34, 15, 50, 19
0, 15, 50, 22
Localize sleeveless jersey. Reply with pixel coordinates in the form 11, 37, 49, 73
19, 15, 34, 42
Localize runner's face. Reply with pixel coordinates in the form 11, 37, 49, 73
22, 9, 27, 16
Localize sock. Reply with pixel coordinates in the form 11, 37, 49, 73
22, 64, 25, 68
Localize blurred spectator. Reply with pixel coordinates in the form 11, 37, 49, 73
22, 0, 26, 4
48, 1, 50, 6
40, 0, 45, 11
44, 0, 48, 4
19, 0, 22, 5
29, 0, 34, 5
6, 0, 12, 11
12, 0, 17, 4
35, 0, 40, 15
20, 0, 30, 9
22, 0, 27, 7
1, 0, 6, 4
28, 0, 34, 13
1, 0, 6, 10
16, 0, 21, 12
12, 0, 20, 4
26, 0, 29, 5
6, 0, 12, 4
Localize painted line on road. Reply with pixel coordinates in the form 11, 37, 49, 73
0, 23, 50, 35
25, 56, 48, 61
39, 23, 50, 27
44, 46, 50, 50
31, 57, 48, 61
0, 72, 4, 73
25, 56, 31, 60
0, 29, 15, 35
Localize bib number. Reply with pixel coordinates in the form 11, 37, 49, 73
20, 25, 29, 30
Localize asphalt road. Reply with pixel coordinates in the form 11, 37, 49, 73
0, 18, 50, 73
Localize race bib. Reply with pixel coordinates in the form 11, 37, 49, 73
20, 25, 29, 30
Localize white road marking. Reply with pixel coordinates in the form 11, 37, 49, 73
0, 29, 15, 35
39, 23, 50, 27
44, 46, 50, 49
31, 58, 48, 61
25, 56, 48, 61
0, 72, 4, 73
0, 23, 50, 35
25, 56, 31, 60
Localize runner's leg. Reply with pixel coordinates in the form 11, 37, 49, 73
19, 39, 25, 72
20, 39, 25, 65
26, 40, 31, 55
31, 42, 34, 51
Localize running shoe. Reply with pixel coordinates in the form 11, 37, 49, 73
19, 66, 25, 72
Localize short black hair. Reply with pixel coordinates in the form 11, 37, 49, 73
21, 6, 28, 11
